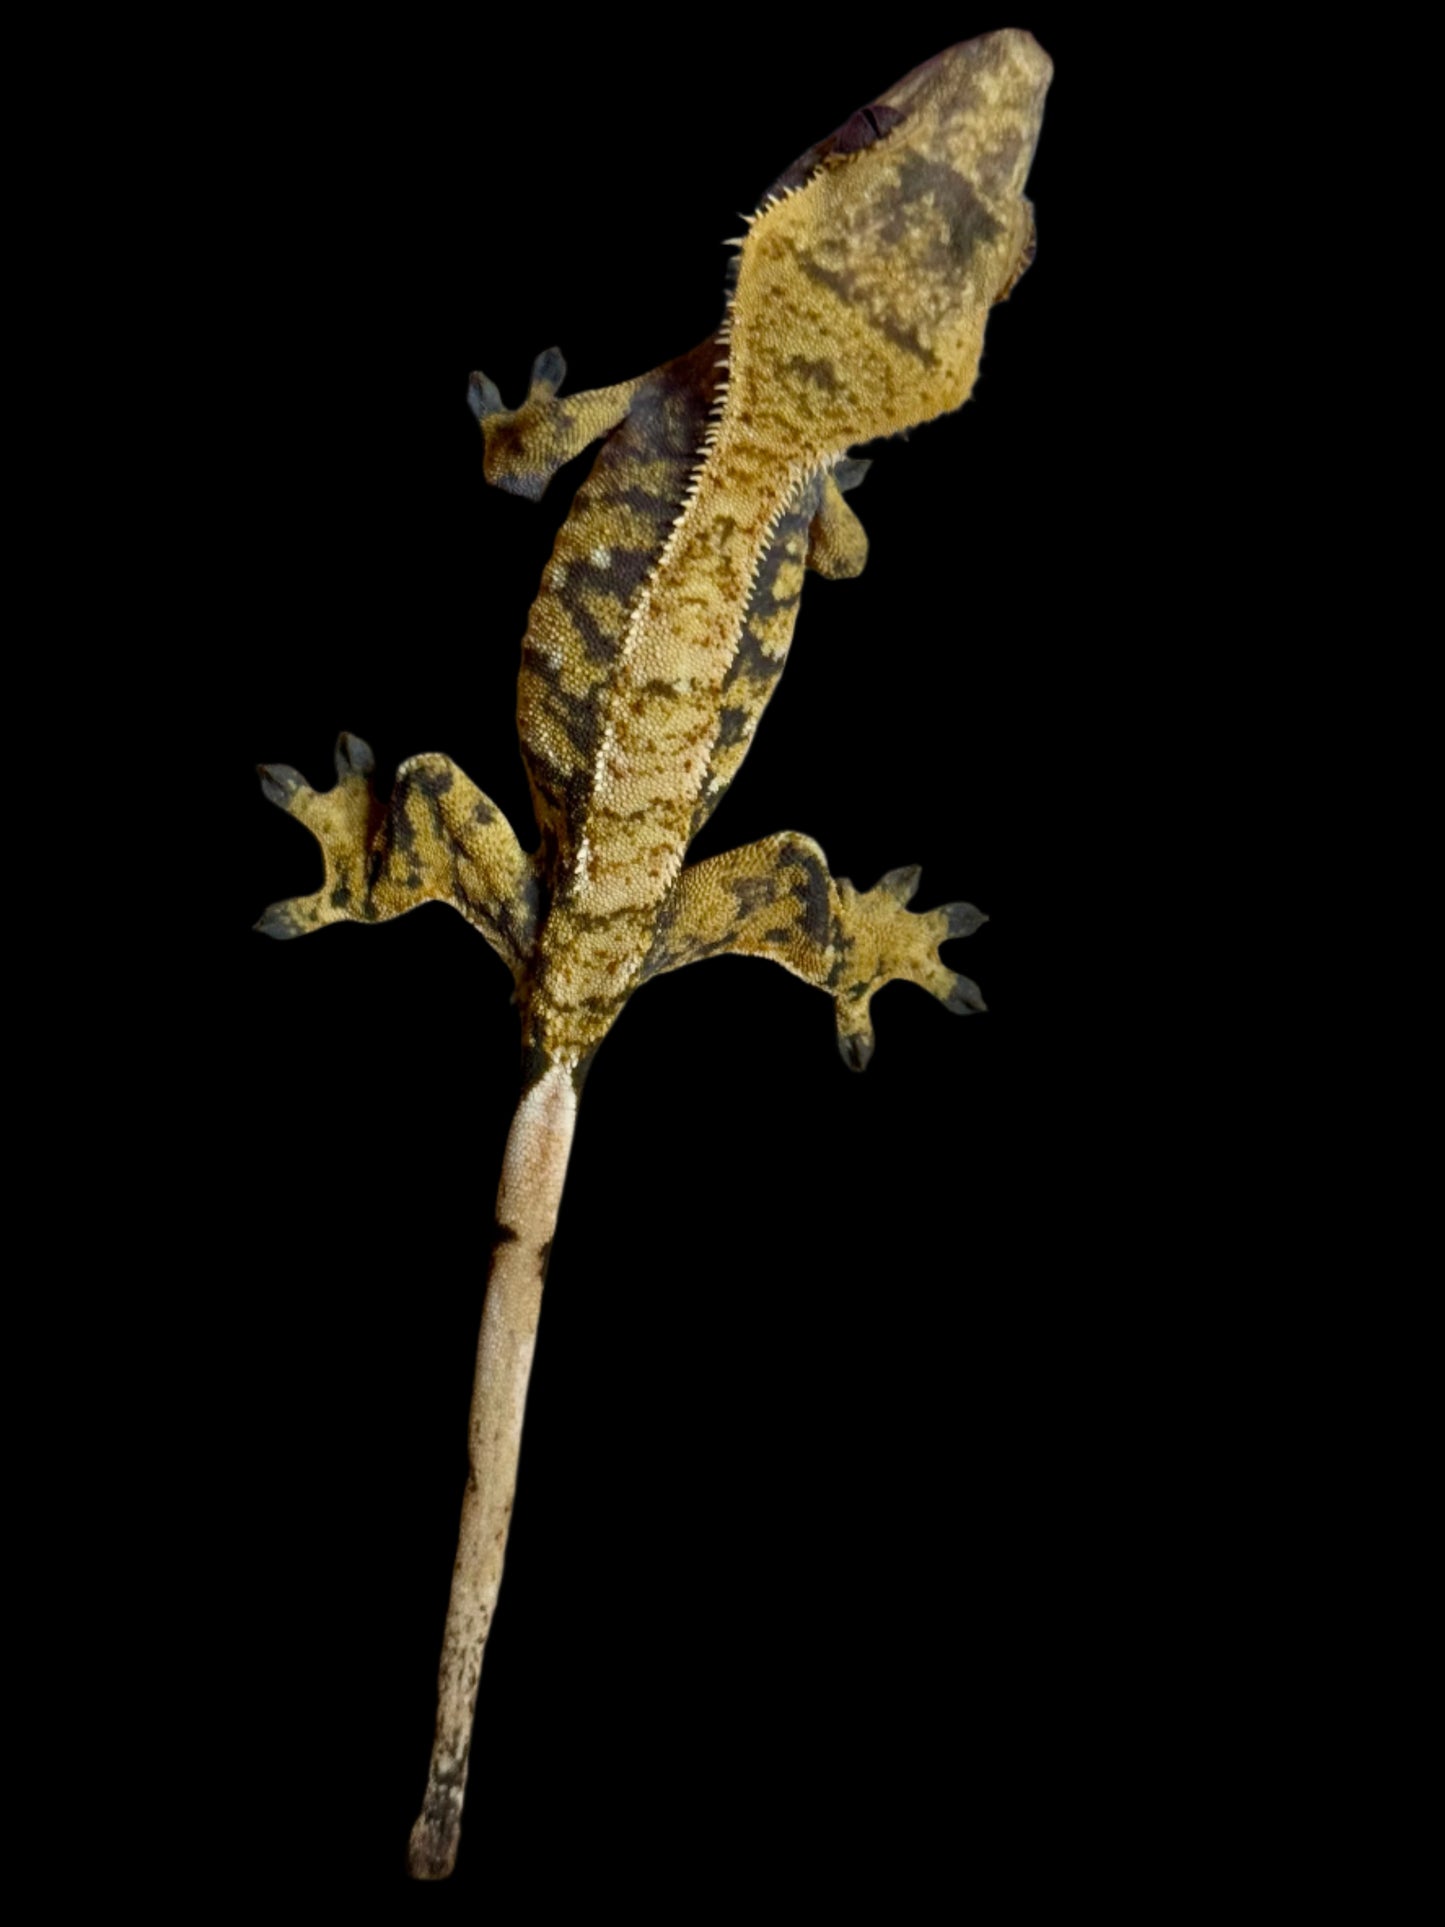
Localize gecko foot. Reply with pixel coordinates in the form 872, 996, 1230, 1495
833, 867, 987, 1068
254, 740, 538, 970
254, 733, 380, 939
466, 348, 571, 500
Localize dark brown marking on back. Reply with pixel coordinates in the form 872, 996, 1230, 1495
793, 248, 938, 366
789, 848, 833, 948
518, 339, 724, 852
680, 471, 826, 840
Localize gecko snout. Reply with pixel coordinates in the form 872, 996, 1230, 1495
875, 28, 1053, 155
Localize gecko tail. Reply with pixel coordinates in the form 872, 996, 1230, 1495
406, 1060, 580, 1880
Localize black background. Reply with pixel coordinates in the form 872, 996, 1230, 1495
182, 11, 1208, 1905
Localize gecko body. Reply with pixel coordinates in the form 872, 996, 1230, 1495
257, 29, 1051, 1878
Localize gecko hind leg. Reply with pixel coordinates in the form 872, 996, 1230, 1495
645, 831, 985, 1070
255, 734, 540, 980
467, 348, 645, 502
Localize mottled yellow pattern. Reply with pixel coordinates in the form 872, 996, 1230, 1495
727, 29, 1049, 454
645, 836, 986, 1070
256, 31, 1052, 1882
515, 29, 1049, 1063
255, 736, 538, 979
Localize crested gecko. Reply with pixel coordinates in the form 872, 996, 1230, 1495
255, 28, 1051, 1879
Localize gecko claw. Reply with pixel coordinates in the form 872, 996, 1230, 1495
943, 901, 987, 940
335, 731, 376, 780
257, 763, 306, 808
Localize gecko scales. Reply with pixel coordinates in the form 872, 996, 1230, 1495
256, 29, 1051, 1879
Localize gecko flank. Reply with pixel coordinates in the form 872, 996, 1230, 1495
256, 28, 1052, 1879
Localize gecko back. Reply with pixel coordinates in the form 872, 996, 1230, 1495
465, 32, 1051, 1064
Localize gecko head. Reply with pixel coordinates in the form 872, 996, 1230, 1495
729, 30, 1052, 456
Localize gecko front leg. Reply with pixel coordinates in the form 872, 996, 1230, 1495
644, 832, 985, 1070
255, 734, 540, 980
806, 459, 871, 580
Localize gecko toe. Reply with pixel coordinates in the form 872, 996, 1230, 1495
943, 901, 987, 940
838, 1031, 875, 1072
529, 346, 566, 397
877, 863, 922, 906
335, 732, 375, 780
257, 763, 307, 809
943, 972, 987, 1015
254, 901, 305, 940
467, 371, 505, 421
